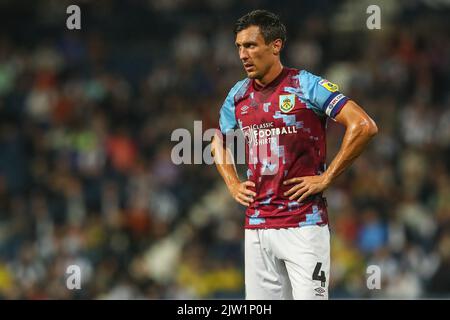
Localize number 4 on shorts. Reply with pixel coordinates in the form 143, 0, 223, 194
312, 262, 326, 287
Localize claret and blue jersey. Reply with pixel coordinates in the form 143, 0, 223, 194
218, 67, 349, 229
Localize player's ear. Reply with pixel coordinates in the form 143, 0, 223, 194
272, 39, 282, 55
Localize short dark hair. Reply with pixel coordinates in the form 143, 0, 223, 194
234, 10, 287, 47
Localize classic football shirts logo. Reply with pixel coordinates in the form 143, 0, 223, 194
241, 122, 298, 146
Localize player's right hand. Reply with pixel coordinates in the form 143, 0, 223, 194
229, 181, 256, 207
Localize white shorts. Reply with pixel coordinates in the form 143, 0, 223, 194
245, 225, 330, 300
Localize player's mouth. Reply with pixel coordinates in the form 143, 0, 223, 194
244, 63, 255, 72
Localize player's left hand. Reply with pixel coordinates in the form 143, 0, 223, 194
283, 175, 331, 203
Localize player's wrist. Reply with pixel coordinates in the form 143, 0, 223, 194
226, 179, 241, 192
322, 172, 333, 187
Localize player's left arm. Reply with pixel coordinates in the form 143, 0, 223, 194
284, 100, 378, 202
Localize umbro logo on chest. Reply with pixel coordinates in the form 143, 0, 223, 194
241, 105, 249, 113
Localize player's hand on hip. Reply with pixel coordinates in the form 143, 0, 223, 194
229, 181, 256, 207
283, 175, 331, 203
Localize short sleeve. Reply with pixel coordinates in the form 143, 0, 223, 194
218, 78, 250, 134
219, 90, 238, 135
299, 70, 349, 119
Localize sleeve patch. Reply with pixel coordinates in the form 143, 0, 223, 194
319, 79, 339, 92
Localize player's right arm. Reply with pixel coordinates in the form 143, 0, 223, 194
212, 79, 256, 207
211, 134, 255, 207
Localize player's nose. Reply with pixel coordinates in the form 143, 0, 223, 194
239, 47, 249, 60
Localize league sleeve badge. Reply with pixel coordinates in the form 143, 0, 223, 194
319, 79, 339, 92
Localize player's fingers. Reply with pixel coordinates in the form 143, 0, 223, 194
283, 177, 303, 185
238, 199, 249, 207
243, 188, 257, 197
241, 182, 256, 197
235, 195, 249, 206
298, 190, 314, 203
283, 181, 307, 196
289, 186, 309, 201
243, 194, 254, 203
238, 192, 253, 204
284, 184, 301, 196
243, 180, 256, 188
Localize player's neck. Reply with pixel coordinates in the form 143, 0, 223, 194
255, 62, 284, 87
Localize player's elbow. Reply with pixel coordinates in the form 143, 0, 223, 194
211, 133, 225, 159
366, 118, 378, 138
359, 118, 378, 139
351, 117, 378, 140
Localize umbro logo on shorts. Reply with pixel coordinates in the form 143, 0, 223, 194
314, 287, 325, 296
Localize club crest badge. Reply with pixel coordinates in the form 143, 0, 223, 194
279, 94, 295, 113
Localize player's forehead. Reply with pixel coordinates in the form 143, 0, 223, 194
235, 25, 265, 45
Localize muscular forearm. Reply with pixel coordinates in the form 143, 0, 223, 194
324, 116, 377, 185
212, 134, 256, 206
283, 100, 377, 203
211, 136, 241, 189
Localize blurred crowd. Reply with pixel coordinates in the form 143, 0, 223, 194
0, 0, 449, 299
